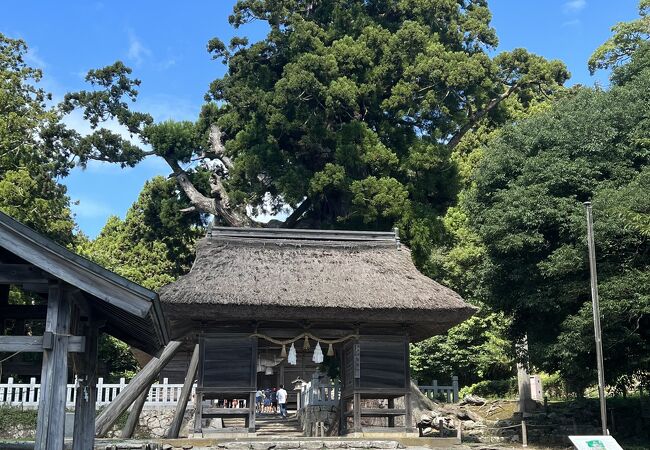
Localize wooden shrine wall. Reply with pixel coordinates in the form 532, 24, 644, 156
199, 334, 257, 391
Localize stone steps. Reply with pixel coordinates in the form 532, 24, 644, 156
255, 415, 303, 436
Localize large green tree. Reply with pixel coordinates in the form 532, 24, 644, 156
466, 13, 650, 393
61, 1, 568, 265
0, 33, 77, 245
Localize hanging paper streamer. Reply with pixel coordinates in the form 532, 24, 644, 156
280, 344, 287, 358
312, 341, 324, 364
327, 343, 334, 357
303, 336, 311, 350
288, 343, 297, 365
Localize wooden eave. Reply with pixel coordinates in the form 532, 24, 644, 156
0, 211, 169, 353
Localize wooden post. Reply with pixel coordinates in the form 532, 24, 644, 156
35, 281, 71, 450
353, 392, 361, 433
193, 392, 204, 434
248, 390, 256, 432
95, 340, 182, 436
167, 343, 200, 438
452, 376, 459, 402
0, 284, 8, 335
439, 418, 444, 438
404, 392, 412, 431
521, 419, 528, 447
121, 382, 151, 438
387, 398, 395, 427
72, 321, 99, 450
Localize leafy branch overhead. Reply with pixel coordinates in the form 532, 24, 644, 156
61, 0, 568, 233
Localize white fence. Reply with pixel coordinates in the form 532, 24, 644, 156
0, 377, 194, 409
2, 375, 460, 409
417, 376, 459, 403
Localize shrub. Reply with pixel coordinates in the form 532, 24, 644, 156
459, 378, 518, 399
0, 407, 37, 437
539, 372, 566, 399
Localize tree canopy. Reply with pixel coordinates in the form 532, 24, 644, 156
61, 1, 567, 267
466, 36, 650, 393
0, 33, 76, 245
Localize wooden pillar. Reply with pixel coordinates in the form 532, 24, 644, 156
72, 321, 99, 450
120, 382, 151, 438
35, 281, 71, 450
1, 284, 9, 334
387, 398, 395, 427
404, 392, 413, 431
95, 340, 182, 436
193, 392, 204, 434
167, 343, 200, 438
353, 392, 361, 433
248, 391, 256, 433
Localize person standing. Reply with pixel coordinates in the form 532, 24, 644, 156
270, 387, 278, 414
255, 389, 264, 413
277, 384, 288, 419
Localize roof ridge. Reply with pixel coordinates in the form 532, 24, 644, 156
208, 226, 400, 244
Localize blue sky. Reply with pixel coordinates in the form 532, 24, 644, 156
1, 0, 641, 237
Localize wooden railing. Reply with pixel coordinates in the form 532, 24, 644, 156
299, 379, 340, 409
416, 376, 459, 403
0, 377, 194, 409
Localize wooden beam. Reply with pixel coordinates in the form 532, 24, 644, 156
167, 343, 200, 438
0, 304, 48, 320
120, 381, 152, 438
0, 284, 8, 305
0, 264, 49, 284
0, 335, 85, 352
21, 283, 49, 294
72, 322, 99, 450
35, 281, 71, 450
95, 340, 182, 437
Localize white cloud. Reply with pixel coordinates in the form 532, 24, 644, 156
156, 58, 176, 70
24, 47, 47, 69
563, 0, 586, 13
127, 30, 151, 66
562, 19, 582, 27
70, 196, 115, 219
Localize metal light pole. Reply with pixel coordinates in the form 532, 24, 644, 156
584, 201, 608, 435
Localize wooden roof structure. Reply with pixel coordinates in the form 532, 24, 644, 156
0, 211, 169, 354
160, 226, 476, 341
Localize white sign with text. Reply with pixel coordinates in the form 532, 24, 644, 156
569, 435, 623, 450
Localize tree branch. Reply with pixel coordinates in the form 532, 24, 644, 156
282, 198, 312, 228
447, 83, 520, 149
163, 156, 255, 227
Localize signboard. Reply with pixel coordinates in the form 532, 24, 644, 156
569, 436, 623, 450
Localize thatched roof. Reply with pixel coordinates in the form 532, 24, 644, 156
160, 227, 475, 340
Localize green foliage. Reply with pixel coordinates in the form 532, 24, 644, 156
538, 372, 566, 400
203, 0, 567, 242
0, 33, 76, 245
78, 177, 204, 379
0, 407, 37, 437
77, 176, 203, 290
467, 43, 650, 394
588, 0, 650, 74
97, 335, 139, 382
411, 312, 514, 387
458, 378, 517, 399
